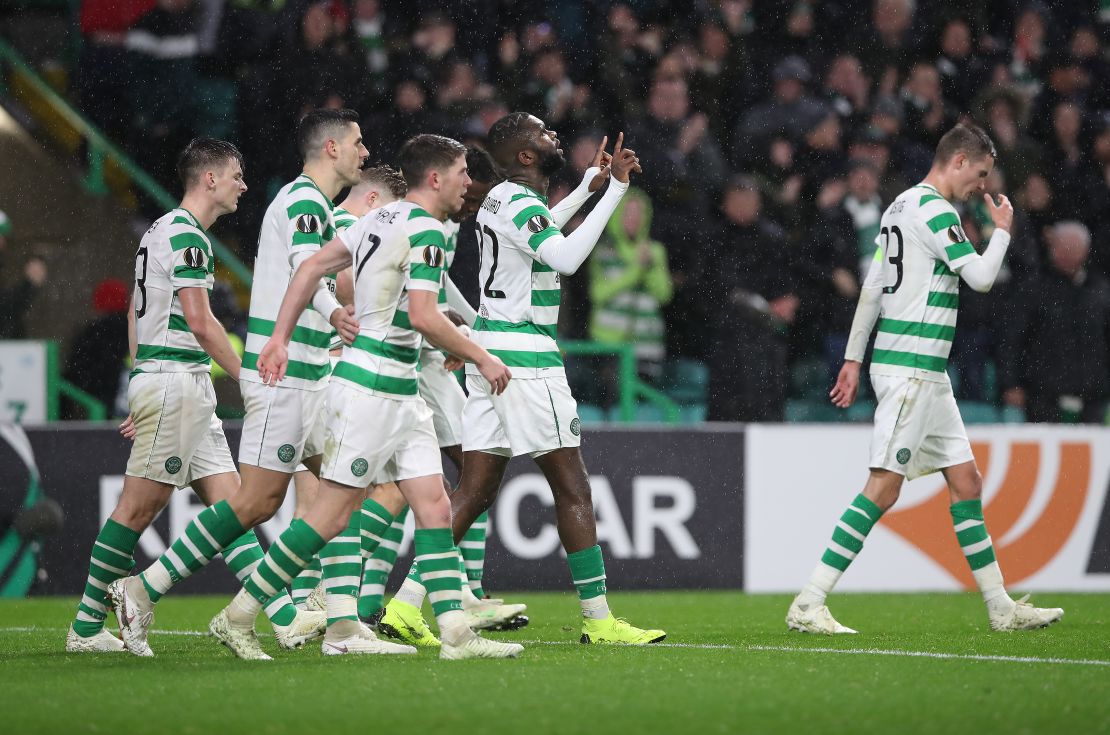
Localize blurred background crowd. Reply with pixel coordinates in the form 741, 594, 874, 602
4, 0, 1110, 423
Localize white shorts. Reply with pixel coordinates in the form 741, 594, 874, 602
239, 380, 327, 472
869, 375, 974, 480
125, 372, 236, 487
418, 348, 465, 448
462, 374, 581, 458
320, 382, 443, 489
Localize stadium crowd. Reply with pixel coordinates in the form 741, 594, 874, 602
64, 0, 1110, 421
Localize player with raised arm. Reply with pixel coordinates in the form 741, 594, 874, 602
439, 112, 665, 645
68, 139, 319, 654
105, 111, 367, 655
786, 124, 1065, 634
377, 140, 616, 644
207, 134, 522, 661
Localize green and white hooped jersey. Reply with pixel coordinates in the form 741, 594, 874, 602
470, 181, 565, 379
334, 201, 445, 399
438, 219, 459, 311
327, 205, 359, 351
241, 174, 337, 391
866, 183, 978, 383
131, 208, 214, 377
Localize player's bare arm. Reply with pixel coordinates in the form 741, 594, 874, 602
179, 286, 242, 381
409, 289, 510, 395
258, 238, 354, 383
830, 360, 861, 408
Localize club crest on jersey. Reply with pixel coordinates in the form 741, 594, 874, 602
183, 246, 206, 270
947, 224, 968, 243
296, 213, 321, 234
423, 245, 444, 267
526, 214, 551, 234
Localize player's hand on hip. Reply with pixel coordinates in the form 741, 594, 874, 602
257, 340, 288, 385
588, 135, 612, 192
984, 193, 1013, 233
478, 355, 512, 395
330, 304, 359, 345
118, 414, 137, 441
609, 132, 641, 183
443, 354, 465, 372
830, 361, 861, 408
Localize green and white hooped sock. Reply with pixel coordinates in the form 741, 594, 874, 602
393, 562, 428, 609
359, 506, 408, 619
414, 528, 465, 633
73, 519, 140, 637
139, 500, 245, 603
459, 511, 489, 597
801, 493, 883, 605
221, 531, 298, 626
567, 545, 610, 620
951, 499, 1012, 611
289, 555, 321, 609
232, 519, 328, 624
319, 510, 364, 627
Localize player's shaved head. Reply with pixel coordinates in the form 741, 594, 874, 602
296, 108, 361, 162
487, 112, 540, 169
465, 146, 501, 185
398, 134, 467, 189
934, 123, 996, 165
177, 137, 243, 190
359, 165, 408, 199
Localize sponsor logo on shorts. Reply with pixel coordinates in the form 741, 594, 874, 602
570, 417, 581, 436
277, 444, 296, 463
351, 458, 369, 477
896, 448, 911, 465
165, 456, 183, 474
296, 213, 320, 234
526, 214, 551, 234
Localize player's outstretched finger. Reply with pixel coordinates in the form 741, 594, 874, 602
612, 131, 624, 156
593, 135, 608, 165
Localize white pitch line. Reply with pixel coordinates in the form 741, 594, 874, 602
5, 628, 1109, 667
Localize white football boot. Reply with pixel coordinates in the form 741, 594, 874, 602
65, 625, 125, 653
106, 578, 155, 656
320, 623, 418, 656
989, 596, 1064, 631
209, 608, 272, 661
440, 628, 524, 660
786, 596, 858, 635
273, 608, 327, 649
463, 597, 528, 631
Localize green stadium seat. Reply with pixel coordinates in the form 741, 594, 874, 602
786, 399, 841, 423
960, 401, 1001, 424
662, 358, 710, 405
577, 404, 607, 424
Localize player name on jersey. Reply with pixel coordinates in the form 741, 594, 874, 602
131, 208, 215, 377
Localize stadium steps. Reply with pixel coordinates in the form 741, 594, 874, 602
0, 101, 137, 353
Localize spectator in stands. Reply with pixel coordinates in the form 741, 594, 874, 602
1001, 221, 1110, 423
703, 176, 797, 422
900, 62, 957, 149
76, 0, 154, 144
856, 0, 918, 92
588, 187, 673, 389
516, 47, 594, 135
732, 55, 827, 167
393, 11, 459, 97
595, 4, 656, 124
822, 54, 871, 133
980, 89, 1043, 191
0, 213, 47, 340
1044, 100, 1101, 222
935, 16, 989, 110
62, 279, 129, 418
126, 0, 202, 193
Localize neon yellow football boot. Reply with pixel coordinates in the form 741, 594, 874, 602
377, 599, 440, 647
580, 615, 666, 645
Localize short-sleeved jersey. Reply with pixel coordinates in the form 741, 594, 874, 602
242, 174, 337, 391
866, 183, 978, 383
333, 201, 445, 399
470, 181, 565, 378
131, 208, 214, 377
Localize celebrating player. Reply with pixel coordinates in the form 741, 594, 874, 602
786, 124, 1065, 634
208, 133, 522, 661
429, 112, 666, 645
105, 110, 370, 655
67, 138, 322, 654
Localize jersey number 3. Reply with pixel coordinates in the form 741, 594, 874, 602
880, 225, 903, 294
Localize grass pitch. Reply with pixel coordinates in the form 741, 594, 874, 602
2, 592, 1108, 734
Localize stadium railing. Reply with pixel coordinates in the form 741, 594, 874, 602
561, 340, 681, 423
44, 341, 106, 421
0, 39, 253, 289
